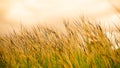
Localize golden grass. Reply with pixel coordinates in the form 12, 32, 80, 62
0, 18, 120, 68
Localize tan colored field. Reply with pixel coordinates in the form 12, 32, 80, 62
0, 19, 120, 68
0, 0, 120, 68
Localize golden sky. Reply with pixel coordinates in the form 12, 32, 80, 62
0, 0, 120, 34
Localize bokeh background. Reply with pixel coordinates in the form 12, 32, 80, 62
0, 0, 120, 35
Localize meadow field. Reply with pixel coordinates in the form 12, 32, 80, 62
0, 18, 120, 68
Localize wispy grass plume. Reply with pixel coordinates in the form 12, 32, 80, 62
0, 18, 120, 68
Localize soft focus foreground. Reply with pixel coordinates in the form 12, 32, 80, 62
0, 19, 120, 68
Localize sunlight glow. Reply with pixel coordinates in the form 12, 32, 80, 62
0, 0, 120, 35
0, 0, 119, 27
8, 3, 27, 18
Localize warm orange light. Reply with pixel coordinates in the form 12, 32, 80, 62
0, 0, 119, 28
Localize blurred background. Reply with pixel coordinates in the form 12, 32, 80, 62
0, 0, 120, 35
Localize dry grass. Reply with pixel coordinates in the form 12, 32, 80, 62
0, 18, 120, 68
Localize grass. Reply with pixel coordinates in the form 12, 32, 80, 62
0, 18, 120, 68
